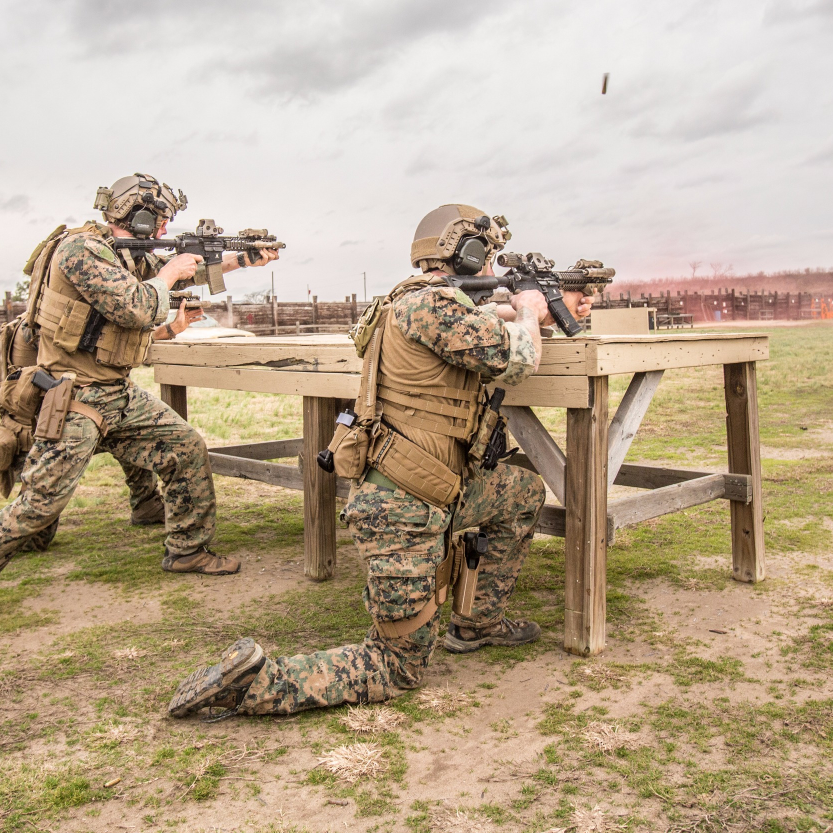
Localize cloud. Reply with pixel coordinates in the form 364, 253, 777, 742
763, 0, 833, 27
626, 72, 774, 143
40, 0, 506, 100
802, 142, 833, 167
215, 0, 506, 99
0, 195, 30, 213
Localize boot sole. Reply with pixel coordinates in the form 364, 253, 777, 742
443, 624, 542, 654
168, 638, 264, 718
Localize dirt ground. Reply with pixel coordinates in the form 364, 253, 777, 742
2, 326, 832, 833
4, 508, 832, 833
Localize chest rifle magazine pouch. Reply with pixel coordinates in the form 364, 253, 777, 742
52, 299, 92, 354
95, 324, 152, 368
34, 376, 75, 441
468, 406, 502, 466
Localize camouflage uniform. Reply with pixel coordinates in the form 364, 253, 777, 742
0, 229, 215, 567
239, 284, 545, 715
1, 317, 163, 550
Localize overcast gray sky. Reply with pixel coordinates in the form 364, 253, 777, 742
1, 0, 831, 301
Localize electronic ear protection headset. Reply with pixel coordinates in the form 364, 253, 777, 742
127, 183, 173, 238
450, 215, 492, 275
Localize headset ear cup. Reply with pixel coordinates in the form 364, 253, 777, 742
128, 209, 157, 238
452, 237, 487, 275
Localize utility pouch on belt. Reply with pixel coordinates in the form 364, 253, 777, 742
369, 423, 461, 507
319, 297, 390, 479
318, 409, 371, 479
0, 422, 17, 474
0, 366, 51, 423
0, 413, 36, 497
34, 375, 75, 441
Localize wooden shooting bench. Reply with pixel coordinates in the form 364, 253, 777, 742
150, 332, 768, 657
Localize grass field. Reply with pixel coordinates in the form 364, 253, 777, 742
1, 324, 832, 833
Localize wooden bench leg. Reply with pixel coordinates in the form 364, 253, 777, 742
565, 376, 609, 656
160, 383, 188, 420
303, 396, 337, 581
724, 362, 766, 583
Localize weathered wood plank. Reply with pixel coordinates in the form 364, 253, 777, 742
151, 341, 364, 373
152, 333, 769, 379
503, 406, 566, 505
614, 464, 751, 502
155, 365, 363, 399
501, 376, 590, 408
208, 439, 304, 460
537, 504, 566, 537
155, 364, 591, 407
536, 341, 588, 376
564, 376, 608, 656
209, 452, 350, 498
607, 370, 664, 486
724, 362, 766, 583
587, 335, 769, 376
160, 383, 187, 420
607, 473, 726, 529
303, 397, 338, 581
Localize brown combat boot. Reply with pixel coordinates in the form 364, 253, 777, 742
444, 618, 542, 654
161, 546, 240, 576
131, 494, 165, 526
168, 638, 265, 718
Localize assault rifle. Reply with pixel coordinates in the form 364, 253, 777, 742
110, 219, 286, 296
445, 253, 615, 337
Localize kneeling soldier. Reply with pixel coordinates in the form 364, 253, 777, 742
0, 174, 278, 576
169, 204, 593, 716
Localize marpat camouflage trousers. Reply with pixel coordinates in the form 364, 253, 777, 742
240, 463, 545, 715
0, 379, 215, 567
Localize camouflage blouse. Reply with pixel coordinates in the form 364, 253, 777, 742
392, 284, 536, 386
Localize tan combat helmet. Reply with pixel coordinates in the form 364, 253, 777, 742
93, 173, 187, 238
411, 204, 511, 275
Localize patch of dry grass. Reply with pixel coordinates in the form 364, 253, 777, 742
582, 721, 641, 755
341, 705, 406, 734
316, 742, 387, 782
416, 685, 474, 715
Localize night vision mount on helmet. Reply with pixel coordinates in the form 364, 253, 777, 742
94, 173, 188, 239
